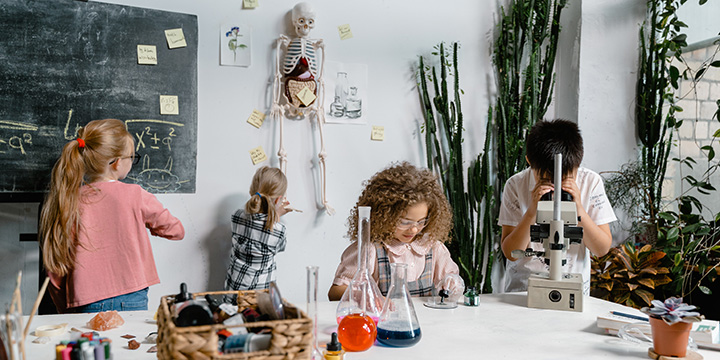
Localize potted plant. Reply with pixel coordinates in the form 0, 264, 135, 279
640, 297, 703, 357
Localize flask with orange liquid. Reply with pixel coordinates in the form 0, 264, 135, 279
335, 206, 383, 324
337, 281, 377, 352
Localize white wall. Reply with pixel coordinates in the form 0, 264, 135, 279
0, 0, 670, 310
84, 0, 495, 309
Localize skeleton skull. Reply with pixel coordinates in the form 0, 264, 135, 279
292, 2, 315, 38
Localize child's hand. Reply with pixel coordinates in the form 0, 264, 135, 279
275, 197, 291, 216
440, 274, 465, 302
531, 179, 554, 205
561, 177, 582, 207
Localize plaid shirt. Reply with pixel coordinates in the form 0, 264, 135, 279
224, 210, 287, 292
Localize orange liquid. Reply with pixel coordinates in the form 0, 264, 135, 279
337, 313, 377, 352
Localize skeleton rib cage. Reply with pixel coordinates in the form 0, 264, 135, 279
283, 38, 318, 77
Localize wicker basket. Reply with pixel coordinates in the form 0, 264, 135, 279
157, 290, 313, 360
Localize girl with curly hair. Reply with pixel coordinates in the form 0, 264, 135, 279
328, 162, 461, 300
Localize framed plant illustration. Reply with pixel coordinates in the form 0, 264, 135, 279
220, 23, 251, 67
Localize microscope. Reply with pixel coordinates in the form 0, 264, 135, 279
513, 154, 585, 312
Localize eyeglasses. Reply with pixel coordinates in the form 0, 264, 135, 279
109, 153, 141, 165
396, 218, 428, 230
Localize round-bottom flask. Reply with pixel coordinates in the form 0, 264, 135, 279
376, 263, 422, 347
337, 312, 377, 352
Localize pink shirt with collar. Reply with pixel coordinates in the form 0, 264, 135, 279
332, 235, 460, 292
48, 181, 185, 312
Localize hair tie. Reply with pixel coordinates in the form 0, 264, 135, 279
255, 192, 262, 197
76, 138, 85, 148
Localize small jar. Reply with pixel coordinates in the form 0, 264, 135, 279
463, 287, 479, 307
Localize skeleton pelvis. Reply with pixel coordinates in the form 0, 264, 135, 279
284, 78, 317, 107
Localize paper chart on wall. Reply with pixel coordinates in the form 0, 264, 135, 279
220, 23, 251, 67
324, 61, 368, 125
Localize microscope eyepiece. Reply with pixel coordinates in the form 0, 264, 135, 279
540, 190, 574, 202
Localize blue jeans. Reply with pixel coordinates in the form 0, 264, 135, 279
71, 288, 149, 313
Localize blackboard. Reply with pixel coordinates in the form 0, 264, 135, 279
0, 0, 198, 195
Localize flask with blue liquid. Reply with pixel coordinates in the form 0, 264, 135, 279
376, 263, 422, 347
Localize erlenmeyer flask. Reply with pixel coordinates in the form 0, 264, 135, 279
336, 206, 383, 324
376, 263, 422, 347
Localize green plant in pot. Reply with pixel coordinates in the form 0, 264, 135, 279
640, 297, 703, 357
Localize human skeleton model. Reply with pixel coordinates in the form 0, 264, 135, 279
271, 2, 334, 215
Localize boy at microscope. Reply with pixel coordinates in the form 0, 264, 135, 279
499, 119, 616, 294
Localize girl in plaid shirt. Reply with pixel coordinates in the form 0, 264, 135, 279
328, 162, 463, 300
224, 166, 292, 293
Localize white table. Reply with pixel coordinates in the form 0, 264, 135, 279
21, 293, 719, 359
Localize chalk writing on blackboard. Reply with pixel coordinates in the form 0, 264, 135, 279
0, 0, 198, 195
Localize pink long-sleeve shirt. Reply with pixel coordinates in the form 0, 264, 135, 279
48, 181, 184, 312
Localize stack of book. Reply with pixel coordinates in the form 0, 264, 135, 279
596, 311, 720, 350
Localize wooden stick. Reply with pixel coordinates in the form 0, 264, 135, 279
9, 271, 21, 314
5, 310, 15, 360
22, 277, 50, 341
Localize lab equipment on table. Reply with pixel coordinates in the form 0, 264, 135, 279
336, 206, 383, 324
511, 154, 584, 312
376, 263, 422, 347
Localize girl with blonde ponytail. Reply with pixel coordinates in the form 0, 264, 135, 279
40, 119, 185, 313
225, 166, 292, 293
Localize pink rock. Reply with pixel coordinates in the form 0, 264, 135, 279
87, 311, 125, 331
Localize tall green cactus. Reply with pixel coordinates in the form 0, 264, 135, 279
418, 0, 566, 293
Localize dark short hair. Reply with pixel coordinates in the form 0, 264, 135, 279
526, 119, 583, 178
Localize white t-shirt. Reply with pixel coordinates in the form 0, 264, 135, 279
497, 167, 617, 294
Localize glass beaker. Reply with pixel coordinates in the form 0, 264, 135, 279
335, 72, 348, 106
337, 281, 377, 352
376, 263, 422, 347
336, 206, 383, 324
306, 265, 322, 359
345, 86, 362, 118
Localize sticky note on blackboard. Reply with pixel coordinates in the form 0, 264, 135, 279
165, 28, 187, 49
338, 24, 353, 40
243, 0, 258, 8
137, 45, 157, 65
249, 146, 268, 165
160, 95, 179, 115
297, 87, 316, 106
247, 109, 266, 128
371, 126, 384, 141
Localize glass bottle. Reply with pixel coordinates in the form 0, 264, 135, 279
376, 263, 422, 347
335, 72, 348, 107
337, 281, 377, 352
345, 87, 362, 119
306, 265, 322, 359
329, 95, 345, 117
335, 206, 383, 324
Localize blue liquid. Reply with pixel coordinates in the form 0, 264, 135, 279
376, 327, 421, 347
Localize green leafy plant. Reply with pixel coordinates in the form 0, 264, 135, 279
598, 0, 720, 304
591, 243, 672, 309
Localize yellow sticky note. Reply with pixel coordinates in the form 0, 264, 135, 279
249, 146, 268, 165
371, 126, 385, 141
160, 95, 179, 115
247, 109, 266, 128
165, 28, 187, 49
243, 0, 258, 8
296, 87, 317, 106
338, 24, 353, 40
137, 45, 157, 65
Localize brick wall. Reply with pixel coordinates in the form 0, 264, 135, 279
665, 45, 720, 218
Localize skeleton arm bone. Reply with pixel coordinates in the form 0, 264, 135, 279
273, 35, 291, 173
